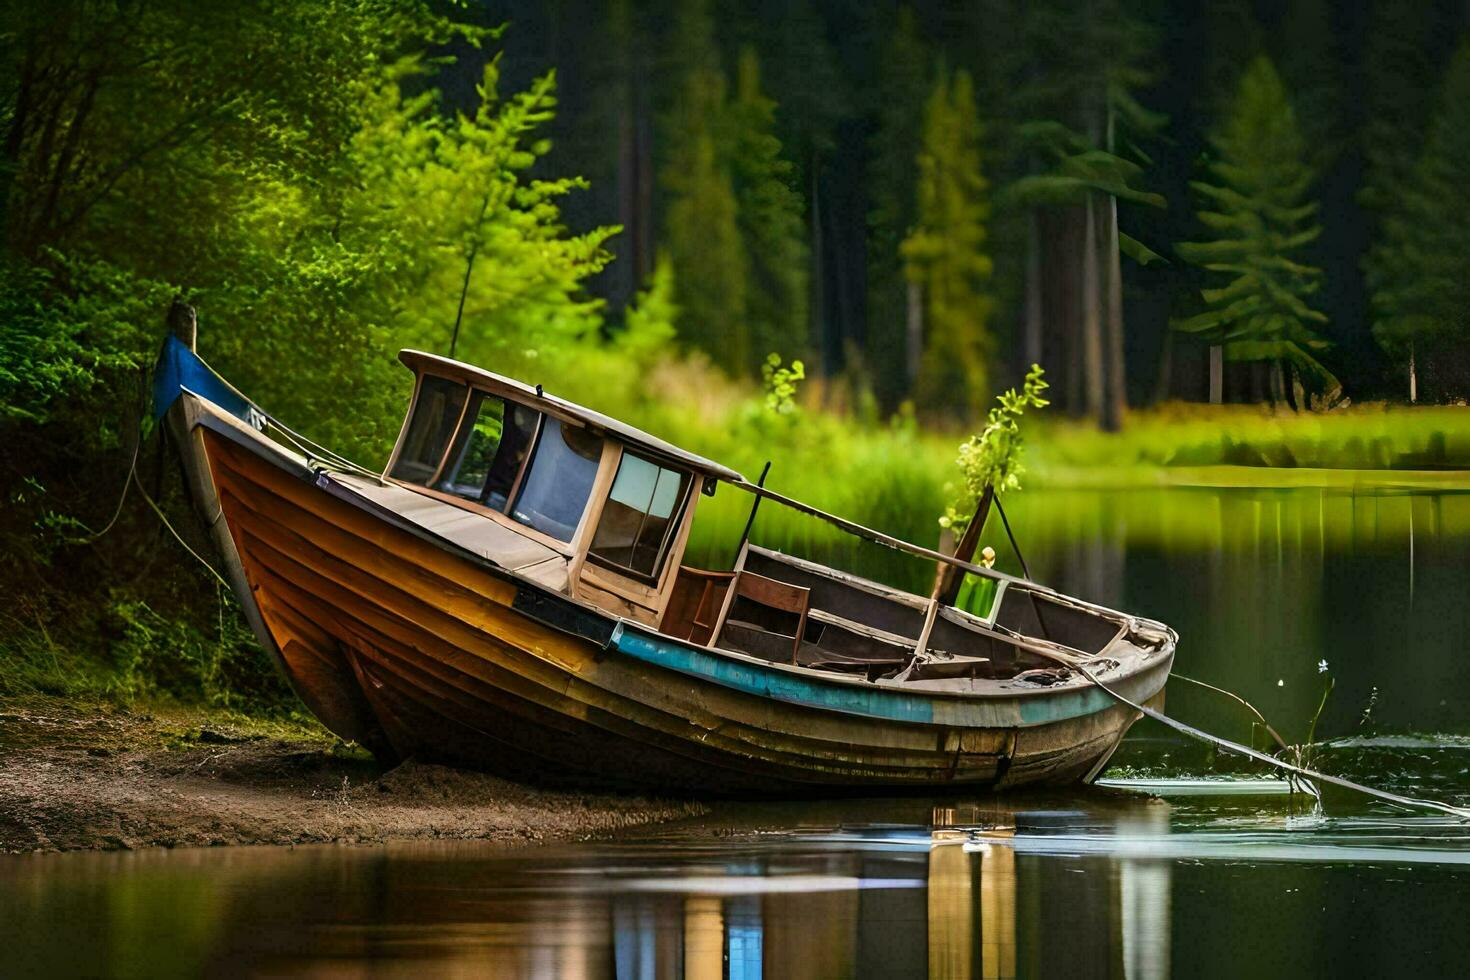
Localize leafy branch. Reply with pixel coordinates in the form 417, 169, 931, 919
940, 364, 1049, 533
761, 353, 805, 415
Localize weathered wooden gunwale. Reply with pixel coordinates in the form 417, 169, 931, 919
181, 391, 1172, 793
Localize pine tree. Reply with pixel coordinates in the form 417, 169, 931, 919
1369, 42, 1470, 403
901, 68, 994, 419
1005, 0, 1165, 428
659, 0, 750, 374
865, 6, 928, 410
1174, 56, 1336, 403
1360, 2, 1459, 401
727, 46, 808, 370
1274, 0, 1341, 157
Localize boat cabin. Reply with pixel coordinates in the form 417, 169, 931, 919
383, 350, 738, 626
381, 351, 1133, 683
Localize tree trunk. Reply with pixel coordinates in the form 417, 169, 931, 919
615, 88, 637, 311
1154, 329, 1174, 404
617, 65, 654, 308
1269, 360, 1287, 408
1024, 211, 1043, 370
1250, 361, 1267, 403
905, 279, 923, 391
1055, 209, 1083, 416
1209, 345, 1223, 404
809, 149, 827, 376
1102, 193, 1126, 431
1409, 341, 1418, 404
1081, 196, 1105, 422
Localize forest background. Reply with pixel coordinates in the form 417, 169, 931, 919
5, 0, 1470, 712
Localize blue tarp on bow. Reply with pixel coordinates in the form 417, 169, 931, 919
152, 334, 253, 421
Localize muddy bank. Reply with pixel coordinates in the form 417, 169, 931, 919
0, 700, 705, 852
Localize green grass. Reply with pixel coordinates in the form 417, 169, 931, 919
1030, 402, 1470, 486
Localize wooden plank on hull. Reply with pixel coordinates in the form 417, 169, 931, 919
232, 517, 963, 784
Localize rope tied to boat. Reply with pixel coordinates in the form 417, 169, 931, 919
1056, 653, 1470, 821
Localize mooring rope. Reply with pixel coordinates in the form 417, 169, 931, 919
1062, 657, 1470, 820
129, 466, 232, 591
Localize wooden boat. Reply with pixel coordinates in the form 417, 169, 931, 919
155, 314, 1174, 794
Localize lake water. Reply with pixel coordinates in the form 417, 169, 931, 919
4, 483, 1470, 977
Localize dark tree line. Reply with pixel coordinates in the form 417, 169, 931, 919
474, 0, 1470, 415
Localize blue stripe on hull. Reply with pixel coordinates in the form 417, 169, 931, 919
611, 626, 935, 724
610, 623, 1166, 729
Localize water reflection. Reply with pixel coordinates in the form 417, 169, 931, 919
5, 788, 1470, 978
0, 799, 1208, 979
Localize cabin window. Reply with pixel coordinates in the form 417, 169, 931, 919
390, 376, 466, 483
588, 452, 692, 580
510, 418, 603, 542
435, 392, 539, 509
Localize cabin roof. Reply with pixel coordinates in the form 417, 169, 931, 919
398, 350, 745, 483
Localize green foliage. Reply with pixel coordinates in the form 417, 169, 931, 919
1173, 56, 1337, 397
659, 12, 807, 379
940, 365, 1050, 533
902, 67, 994, 419
761, 353, 806, 416
0, 4, 616, 714
616, 254, 680, 372
1006, 122, 1166, 210
729, 47, 809, 369
864, 6, 929, 410
1367, 41, 1470, 401
659, 1, 750, 373
0, 258, 168, 429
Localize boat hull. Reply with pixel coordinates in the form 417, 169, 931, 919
176, 395, 1171, 795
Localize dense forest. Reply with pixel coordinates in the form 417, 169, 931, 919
470, 0, 1470, 414
5, 0, 1470, 708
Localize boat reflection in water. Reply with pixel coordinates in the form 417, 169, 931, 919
1, 802, 1178, 978
392, 807, 1171, 978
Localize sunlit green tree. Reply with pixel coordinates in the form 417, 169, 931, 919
659, 0, 750, 373
865, 6, 928, 410
902, 67, 993, 419
728, 46, 808, 370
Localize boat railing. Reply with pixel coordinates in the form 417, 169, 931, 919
725, 479, 1044, 594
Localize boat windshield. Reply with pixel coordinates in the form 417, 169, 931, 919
434, 392, 539, 509
389, 376, 466, 484
510, 418, 603, 542
588, 451, 691, 580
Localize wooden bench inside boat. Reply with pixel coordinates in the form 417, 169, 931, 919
687, 545, 925, 676
673, 545, 1087, 682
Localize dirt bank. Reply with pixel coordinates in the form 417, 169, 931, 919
0, 699, 705, 852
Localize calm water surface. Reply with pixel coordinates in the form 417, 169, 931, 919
5, 484, 1470, 978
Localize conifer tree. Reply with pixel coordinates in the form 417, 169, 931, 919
659, 0, 750, 373
1274, 0, 1341, 157
865, 6, 928, 410
1368, 42, 1470, 403
1360, 3, 1458, 401
902, 68, 994, 419
1006, 0, 1164, 428
727, 46, 809, 370
1174, 56, 1336, 404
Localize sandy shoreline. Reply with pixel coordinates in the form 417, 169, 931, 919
0, 700, 705, 853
